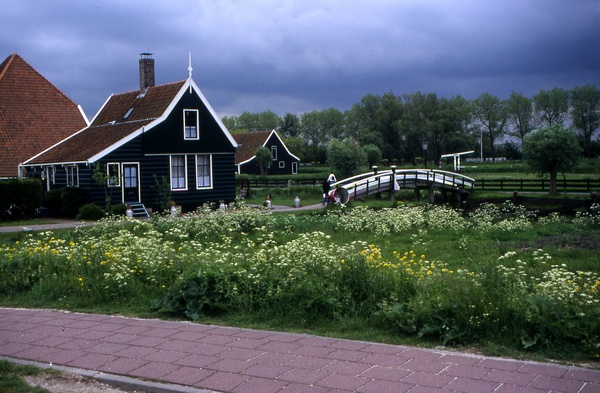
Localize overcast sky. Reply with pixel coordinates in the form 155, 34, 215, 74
2, 0, 599, 119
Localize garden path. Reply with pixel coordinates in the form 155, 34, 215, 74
1, 308, 599, 393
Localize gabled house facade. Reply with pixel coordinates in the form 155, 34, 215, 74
21, 54, 237, 213
233, 130, 300, 175
0, 53, 88, 178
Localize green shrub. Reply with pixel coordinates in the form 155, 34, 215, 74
61, 187, 84, 217
0, 178, 42, 219
76, 203, 105, 220
111, 203, 127, 216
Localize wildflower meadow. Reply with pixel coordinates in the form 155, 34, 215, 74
1, 202, 599, 362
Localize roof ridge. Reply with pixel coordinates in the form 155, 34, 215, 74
112, 79, 187, 97
0, 53, 17, 81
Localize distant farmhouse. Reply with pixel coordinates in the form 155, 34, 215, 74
21, 54, 238, 213
0, 53, 88, 179
233, 130, 300, 175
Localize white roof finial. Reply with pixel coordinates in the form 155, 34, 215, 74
188, 52, 193, 79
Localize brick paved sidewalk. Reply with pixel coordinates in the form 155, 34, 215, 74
1, 308, 599, 393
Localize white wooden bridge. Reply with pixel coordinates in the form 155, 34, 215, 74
328, 168, 475, 205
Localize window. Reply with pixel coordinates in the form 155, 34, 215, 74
195, 154, 212, 189
66, 165, 78, 187
279, 161, 285, 168
271, 145, 277, 160
107, 163, 120, 187
123, 165, 137, 188
170, 155, 187, 190
184, 109, 199, 139
292, 162, 298, 174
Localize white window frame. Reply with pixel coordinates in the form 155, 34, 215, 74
278, 161, 285, 168
66, 165, 79, 187
292, 162, 298, 175
271, 145, 277, 160
107, 163, 121, 187
170, 155, 188, 191
183, 109, 199, 140
195, 154, 213, 189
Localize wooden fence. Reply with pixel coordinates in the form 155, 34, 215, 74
474, 178, 600, 193
238, 177, 600, 193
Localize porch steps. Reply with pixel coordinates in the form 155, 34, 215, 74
128, 202, 150, 218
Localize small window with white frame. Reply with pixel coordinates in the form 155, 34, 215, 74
170, 155, 187, 190
279, 161, 285, 168
184, 109, 199, 140
195, 154, 212, 189
66, 165, 79, 187
271, 145, 277, 160
107, 163, 121, 187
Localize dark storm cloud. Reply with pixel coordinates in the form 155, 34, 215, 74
1, 0, 598, 118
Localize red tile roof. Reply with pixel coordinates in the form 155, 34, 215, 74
0, 53, 88, 177
26, 80, 186, 165
232, 130, 272, 164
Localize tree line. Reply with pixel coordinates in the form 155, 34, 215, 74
222, 85, 600, 167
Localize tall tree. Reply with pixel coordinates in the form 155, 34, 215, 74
570, 84, 600, 158
300, 110, 326, 163
506, 92, 534, 143
279, 113, 300, 138
471, 93, 508, 160
533, 87, 570, 127
521, 125, 581, 195
255, 146, 273, 176
321, 107, 345, 140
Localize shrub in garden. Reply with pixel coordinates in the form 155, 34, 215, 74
76, 203, 105, 220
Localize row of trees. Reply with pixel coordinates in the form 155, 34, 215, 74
222, 85, 600, 165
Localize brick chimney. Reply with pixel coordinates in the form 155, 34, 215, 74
139, 53, 155, 91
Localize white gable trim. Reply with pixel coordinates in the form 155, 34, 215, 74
262, 129, 301, 161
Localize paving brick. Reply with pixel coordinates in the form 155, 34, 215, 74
97, 357, 149, 374
328, 340, 369, 351
401, 371, 454, 388
169, 330, 208, 341
102, 333, 138, 344
261, 332, 303, 343
142, 350, 189, 363
194, 371, 248, 391
242, 363, 292, 378
357, 378, 413, 393
324, 349, 369, 362
361, 343, 406, 355
398, 348, 443, 362
67, 353, 116, 369
198, 334, 237, 345
228, 337, 269, 349
291, 344, 334, 358
321, 360, 372, 375
56, 338, 96, 351
160, 366, 214, 386
437, 353, 482, 365
517, 362, 568, 378
279, 382, 329, 392
476, 358, 522, 371
359, 365, 411, 381
360, 353, 410, 367
445, 377, 501, 393
128, 361, 181, 379
400, 358, 448, 374
493, 384, 548, 393
317, 372, 369, 391
441, 364, 491, 379
127, 335, 170, 347
565, 368, 600, 383
580, 382, 600, 393
85, 342, 128, 354
285, 355, 331, 370
208, 358, 252, 373
482, 368, 536, 386
12, 345, 58, 361
529, 375, 586, 393
257, 340, 301, 353
279, 368, 329, 384
113, 345, 157, 359
174, 353, 221, 368
232, 376, 289, 393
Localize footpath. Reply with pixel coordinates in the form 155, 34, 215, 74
1, 308, 599, 393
